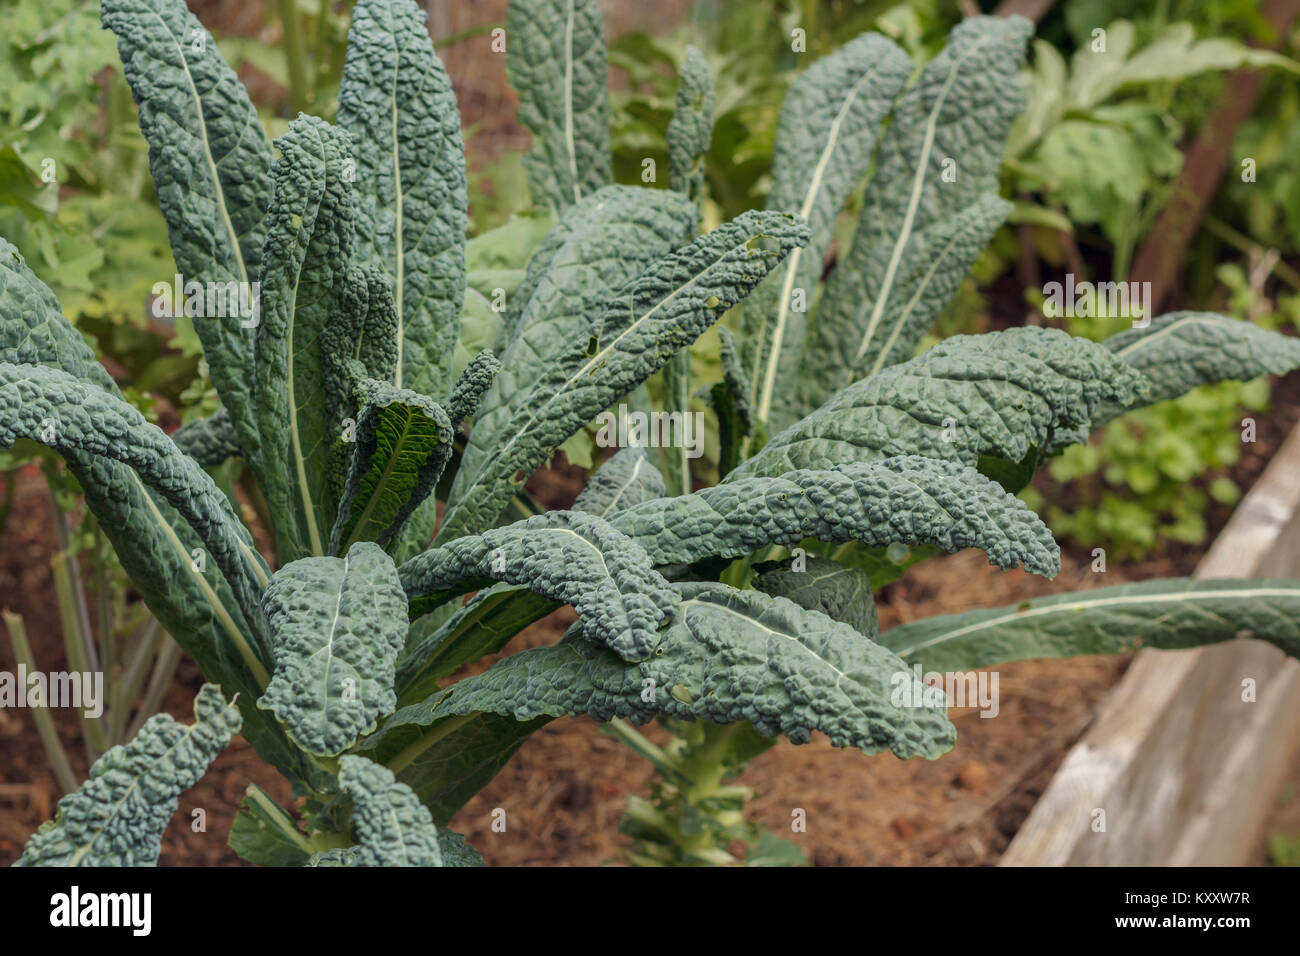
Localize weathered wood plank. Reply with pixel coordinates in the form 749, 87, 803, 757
1001, 422, 1300, 865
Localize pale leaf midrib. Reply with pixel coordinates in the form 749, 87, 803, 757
448, 236, 750, 531
154, 10, 250, 290
563, 0, 580, 203
755, 64, 882, 423
131, 472, 269, 688
894, 586, 1300, 656
853, 36, 993, 370
345, 407, 425, 548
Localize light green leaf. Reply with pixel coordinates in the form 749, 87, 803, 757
1070, 20, 1300, 111
667, 44, 715, 204
753, 556, 877, 637
506, 0, 611, 210
806, 16, 1031, 413
880, 578, 1300, 673
329, 380, 454, 555
400, 510, 678, 661
258, 542, 407, 756
573, 446, 666, 517
228, 783, 313, 867
16, 684, 241, 866
338, 0, 468, 400
732, 327, 1145, 481
611, 458, 1059, 577
743, 31, 912, 430
101, 0, 273, 452
454, 288, 504, 383
337, 755, 442, 866
440, 210, 810, 542
254, 116, 357, 562
465, 211, 555, 275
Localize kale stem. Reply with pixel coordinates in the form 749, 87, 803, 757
3, 611, 80, 794
277, 0, 310, 113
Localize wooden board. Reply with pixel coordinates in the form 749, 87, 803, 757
1001, 423, 1300, 866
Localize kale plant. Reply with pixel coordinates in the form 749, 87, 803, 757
5, 0, 1300, 867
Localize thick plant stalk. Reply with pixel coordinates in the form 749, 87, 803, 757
277, 0, 311, 112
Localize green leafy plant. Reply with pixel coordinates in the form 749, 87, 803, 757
1006, 17, 1300, 276
7, 0, 1300, 869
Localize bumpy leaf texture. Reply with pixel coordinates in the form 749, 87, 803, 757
16, 685, 240, 866
805, 16, 1031, 418
506, 0, 612, 210
254, 115, 357, 561
612, 458, 1059, 577
0, 239, 315, 790
321, 265, 401, 430
338, 0, 468, 401
880, 578, 1300, 673
101, 0, 272, 455
401, 510, 678, 661
667, 45, 715, 203
259, 542, 407, 756
732, 327, 1146, 481
171, 407, 242, 466
440, 210, 810, 542
337, 755, 443, 866
1085, 311, 1300, 435
452, 186, 693, 520
445, 349, 502, 431
742, 31, 912, 431
0, 363, 268, 664
383, 583, 955, 762
753, 556, 878, 637
572, 446, 667, 516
